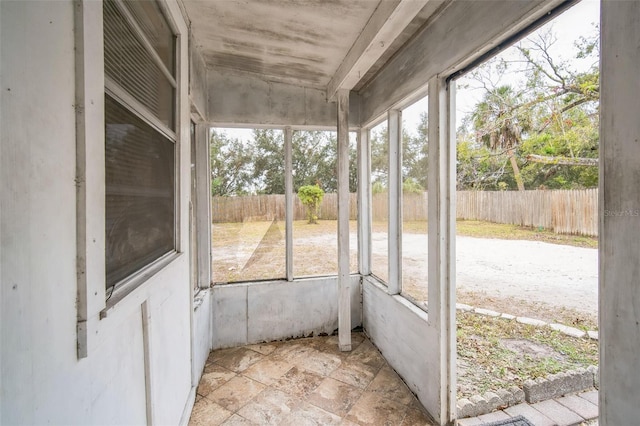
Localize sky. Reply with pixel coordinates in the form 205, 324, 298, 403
216, 0, 600, 141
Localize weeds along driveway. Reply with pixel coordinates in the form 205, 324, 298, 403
387, 233, 598, 316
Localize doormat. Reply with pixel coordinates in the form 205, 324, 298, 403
482, 415, 535, 426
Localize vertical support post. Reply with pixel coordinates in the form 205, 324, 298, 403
357, 128, 372, 276
195, 124, 212, 289
599, 3, 640, 424
284, 126, 294, 281
337, 89, 352, 351
388, 109, 403, 295
428, 77, 456, 425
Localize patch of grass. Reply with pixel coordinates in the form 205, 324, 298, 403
456, 220, 597, 248
457, 311, 598, 398
379, 220, 597, 248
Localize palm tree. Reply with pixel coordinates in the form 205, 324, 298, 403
472, 85, 529, 191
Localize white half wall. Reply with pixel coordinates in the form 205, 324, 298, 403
211, 276, 362, 349
362, 277, 440, 422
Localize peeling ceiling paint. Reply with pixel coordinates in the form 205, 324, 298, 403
184, 0, 381, 89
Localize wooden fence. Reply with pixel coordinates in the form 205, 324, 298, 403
212, 193, 358, 222
212, 188, 598, 236
456, 189, 598, 236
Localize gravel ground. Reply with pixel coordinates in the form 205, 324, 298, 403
378, 233, 598, 316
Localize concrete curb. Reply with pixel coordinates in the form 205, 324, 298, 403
457, 367, 599, 418
456, 303, 599, 341
456, 304, 599, 419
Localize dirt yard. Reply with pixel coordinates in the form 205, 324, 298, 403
213, 219, 598, 325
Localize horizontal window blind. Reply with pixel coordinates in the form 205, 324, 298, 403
104, 0, 175, 129
105, 95, 175, 289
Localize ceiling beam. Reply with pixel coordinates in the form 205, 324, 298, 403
327, 0, 430, 101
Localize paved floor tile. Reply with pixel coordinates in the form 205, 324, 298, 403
219, 414, 255, 425
307, 377, 362, 417
344, 391, 407, 425
245, 342, 279, 356
189, 398, 232, 426
367, 365, 414, 405
272, 342, 317, 363
281, 401, 342, 426
478, 410, 512, 423
345, 339, 386, 371
557, 394, 598, 420
272, 366, 324, 398
457, 416, 486, 426
197, 364, 237, 397
236, 388, 299, 425
207, 375, 266, 412
293, 348, 342, 376
578, 390, 599, 406
242, 357, 293, 386
401, 406, 435, 425
532, 399, 584, 426
214, 347, 264, 373
505, 402, 556, 426
329, 359, 378, 389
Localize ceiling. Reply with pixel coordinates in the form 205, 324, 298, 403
182, 0, 446, 97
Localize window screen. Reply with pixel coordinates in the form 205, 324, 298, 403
104, 0, 177, 293
105, 96, 175, 288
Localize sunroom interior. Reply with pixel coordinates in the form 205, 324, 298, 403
2, 0, 639, 425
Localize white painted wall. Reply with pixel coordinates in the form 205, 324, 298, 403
211, 276, 362, 349
0, 1, 199, 424
599, 2, 640, 424
207, 68, 361, 128
362, 278, 440, 422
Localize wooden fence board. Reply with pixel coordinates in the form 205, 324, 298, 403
212, 189, 598, 236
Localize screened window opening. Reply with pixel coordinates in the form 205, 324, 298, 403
211, 128, 286, 283
104, 0, 177, 294
400, 97, 429, 306
370, 120, 389, 283
292, 131, 358, 278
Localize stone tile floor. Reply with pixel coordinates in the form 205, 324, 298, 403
189, 332, 435, 425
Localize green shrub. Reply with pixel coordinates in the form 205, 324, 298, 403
297, 185, 324, 224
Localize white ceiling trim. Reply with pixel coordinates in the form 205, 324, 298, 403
326, 0, 430, 101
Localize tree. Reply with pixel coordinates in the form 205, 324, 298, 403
297, 185, 324, 224
252, 129, 285, 194
292, 131, 337, 192
460, 24, 599, 190
248, 129, 357, 195
210, 130, 254, 196
403, 111, 429, 190
370, 111, 429, 193
472, 85, 528, 191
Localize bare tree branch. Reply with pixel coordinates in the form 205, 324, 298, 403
526, 154, 598, 166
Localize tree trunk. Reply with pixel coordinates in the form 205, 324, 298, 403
508, 149, 525, 191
